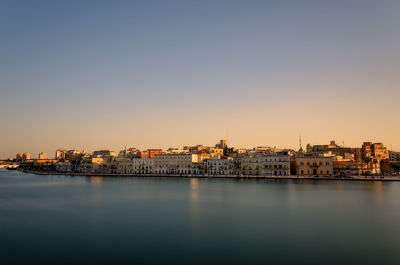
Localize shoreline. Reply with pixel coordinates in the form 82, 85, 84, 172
17, 169, 400, 181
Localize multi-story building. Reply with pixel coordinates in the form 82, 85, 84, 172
296, 154, 334, 176
16, 153, 24, 161
117, 159, 133, 174
389, 151, 400, 162
132, 158, 154, 174
55, 161, 72, 172
351, 148, 362, 162
136, 149, 163, 158
215, 139, 227, 149
261, 153, 290, 176
184, 145, 208, 154
38, 153, 47, 160
92, 150, 117, 162
117, 158, 154, 174
73, 157, 94, 173
207, 147, 224, 157
307, 140, 352, 157
22, 153, 31, 161
254, 146, 272, 153
333, 160, 380, 176
236, 154, 263, 175
165, 148, 189, 154
119, 147, 140, 158
153, 154, 199, 174
206, 157, 233, 175
236, 153, 290, 176
65, 150, 80, 162
55, 149, 66, 161
361, 142, 388, 161
90, 157, 110, 173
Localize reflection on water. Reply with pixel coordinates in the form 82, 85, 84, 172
190, 178, 198, 201
89, 176, 103, 184
1, 170, 400, 265
90, 177, 103, 206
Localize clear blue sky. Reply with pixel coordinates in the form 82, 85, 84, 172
1, 0, 399, 158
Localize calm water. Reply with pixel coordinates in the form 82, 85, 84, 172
1, 169, 400, 265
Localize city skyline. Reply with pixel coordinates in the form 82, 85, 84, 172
5, 138, 397, 160
1, 0, 400, 158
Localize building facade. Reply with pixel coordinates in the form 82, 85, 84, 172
389, 151, 400, 162
235, 153, 290, 176
361, 142, 389, 161
206, 157, 233, 175
296, 155, 334, 176
261, 153, 290, 176
55, 149, 66, 160
333, 160, 380, 176
153, 154, 199, 174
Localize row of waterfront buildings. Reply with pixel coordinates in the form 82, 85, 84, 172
13, 139, 396, 177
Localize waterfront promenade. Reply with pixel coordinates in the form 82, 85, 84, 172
19, 169, 400, 181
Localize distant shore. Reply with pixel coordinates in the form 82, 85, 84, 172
17, 169, 400, 181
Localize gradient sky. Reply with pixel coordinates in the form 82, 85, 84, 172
1, 0, 400, 159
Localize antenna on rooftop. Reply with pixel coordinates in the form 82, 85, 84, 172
299, 135, 303, 152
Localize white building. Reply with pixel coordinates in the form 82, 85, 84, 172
55, 161, 72, 172
55, 149, 66, 160
153, 154, 199, 174
237, 153, 291, 176
117, 159, 133, 174
261, 153, 290, 176
132, 158, 154, 174
117, 158, 154, 174
206, 157, 234, 175
237, 155, 263, 175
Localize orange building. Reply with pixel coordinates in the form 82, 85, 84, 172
38, 153, 47, 160
136, 149, 163, 158
16, 153, 24, 161
22, 153, 31, 161
361, 142, 388, 161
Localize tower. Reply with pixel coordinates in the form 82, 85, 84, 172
298, 135, 304, 153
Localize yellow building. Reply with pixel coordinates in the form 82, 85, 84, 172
296, 155, 334, 176
207, 147, 224, 157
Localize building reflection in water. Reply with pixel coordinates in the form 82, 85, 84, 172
89, 176, 103, 206
189, 178, 201, 235
366, 181, 385, 205
90, 176, 103, 184
190, 178, 199, 201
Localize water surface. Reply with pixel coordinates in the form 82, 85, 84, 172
1, 169, 399, 265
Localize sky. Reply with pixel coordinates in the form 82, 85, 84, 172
1, 0, 400, 159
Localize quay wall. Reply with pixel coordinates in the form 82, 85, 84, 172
17, 169, 400, 181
